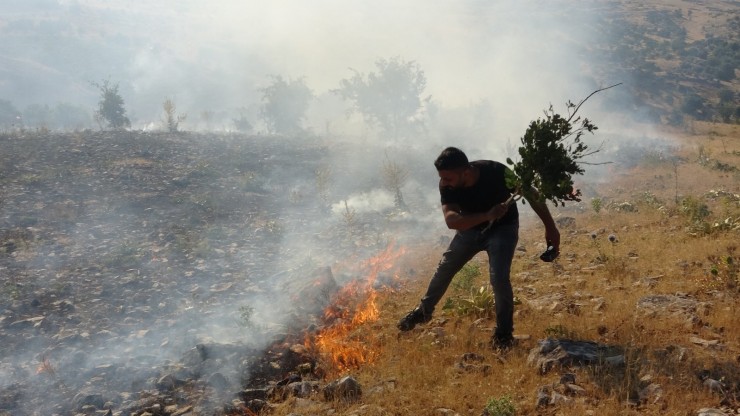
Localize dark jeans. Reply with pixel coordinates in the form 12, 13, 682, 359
420, 221, 519, 338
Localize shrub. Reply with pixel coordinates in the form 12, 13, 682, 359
707, 255, 738, 291
232, 107, 253, 133
544, 324, 580, 339
162, 98, 186, 132
259, 75, 313, 135
483, 395, 516, 416
334, 56, 428, 138
680, 196, 710, 223
591, 197, 603, 214
92, 79, 130, 129
381, 157, 409, 210
442, 285, 495, 318
452, 262, 481, 292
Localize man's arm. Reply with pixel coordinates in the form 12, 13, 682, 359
521, 187, 560, 250
442, 203, 509, 231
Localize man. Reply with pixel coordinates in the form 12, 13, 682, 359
397, 147, 560, 349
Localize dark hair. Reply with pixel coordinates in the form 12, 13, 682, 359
434, 147, 469, 171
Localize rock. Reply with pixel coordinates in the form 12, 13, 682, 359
697, 409, 728, 416
427, 326, 446, 338
615, 202, 637, 212
245, 399, 268, 414
564, 383, 586, 396
171, 405, 194, 415
433, 408, 459, 416
603, 355, 625, 366
549, 392, 573, 405
193, 342, 244, 362
72, 389, 106, 410
636, 293, 710, 320
323, 375, 362, 402
54, 300, 76, 313
528, 338, 623, 374
117, 395, 160, 415
156, 374, 187, 391
456, 352, 491, 374
282, 266, 339, 316
8, 316, 44, 330
207, 372, 230, 391
527, 293, 565, 312
690, 336, 721, 348
535, 385, 550, 407
556, 217, 576, 228
367, 379, 397, 396
703, 378, 725, 395
638, 383, 662, 403
559, 373, 576, 384
288, 380, 320, 398
239, 388, 268, 402
455, 361, 491, 375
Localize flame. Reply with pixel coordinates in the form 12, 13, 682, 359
308, 242, 406, 373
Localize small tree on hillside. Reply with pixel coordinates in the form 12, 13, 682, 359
233, 107, 253, 133
334, 56, 429, 139
162, 98, 186, 132
92, 79, 130, 129
381, 155, 409, 210
259, 76, 313, 135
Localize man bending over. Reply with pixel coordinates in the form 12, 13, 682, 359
397, 147, 560, 349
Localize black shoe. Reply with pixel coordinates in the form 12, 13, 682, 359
491, 335, 517, 351
397, 306, 431, 331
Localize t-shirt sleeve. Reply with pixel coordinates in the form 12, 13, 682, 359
439, 185, 457, 205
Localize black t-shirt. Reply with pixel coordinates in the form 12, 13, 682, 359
439, 160, 518, 227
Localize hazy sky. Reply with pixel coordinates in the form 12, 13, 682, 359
2, 0, 612, 139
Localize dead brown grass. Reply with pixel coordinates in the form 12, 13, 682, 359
270, 121, 739, 415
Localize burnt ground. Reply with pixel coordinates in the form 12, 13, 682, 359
0, 130, 425, 415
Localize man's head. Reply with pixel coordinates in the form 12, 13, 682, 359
434, 147, 469, 171
435, 147, 474, 189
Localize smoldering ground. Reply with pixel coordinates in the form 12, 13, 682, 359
0, 131, 416, 414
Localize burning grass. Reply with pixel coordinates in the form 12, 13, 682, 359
306, 243, 407, 375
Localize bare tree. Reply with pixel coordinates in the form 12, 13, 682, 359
162, 98, 186, 132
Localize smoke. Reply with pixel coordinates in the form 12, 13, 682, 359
2, 1, 618, 136
0, 1, 670, 413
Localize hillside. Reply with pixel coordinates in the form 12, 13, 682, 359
0, 121, 737, 415
593, 0, 739, 125
0, 1, 738, 415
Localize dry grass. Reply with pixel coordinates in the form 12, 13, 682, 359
270, 121, 739, 415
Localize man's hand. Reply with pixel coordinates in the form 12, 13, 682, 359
485, 202, 510, 222
545, 226, 560, 252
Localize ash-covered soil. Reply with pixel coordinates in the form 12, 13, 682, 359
0, 130, 422, 415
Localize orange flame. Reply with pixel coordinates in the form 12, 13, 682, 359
309, 242, 406, 373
